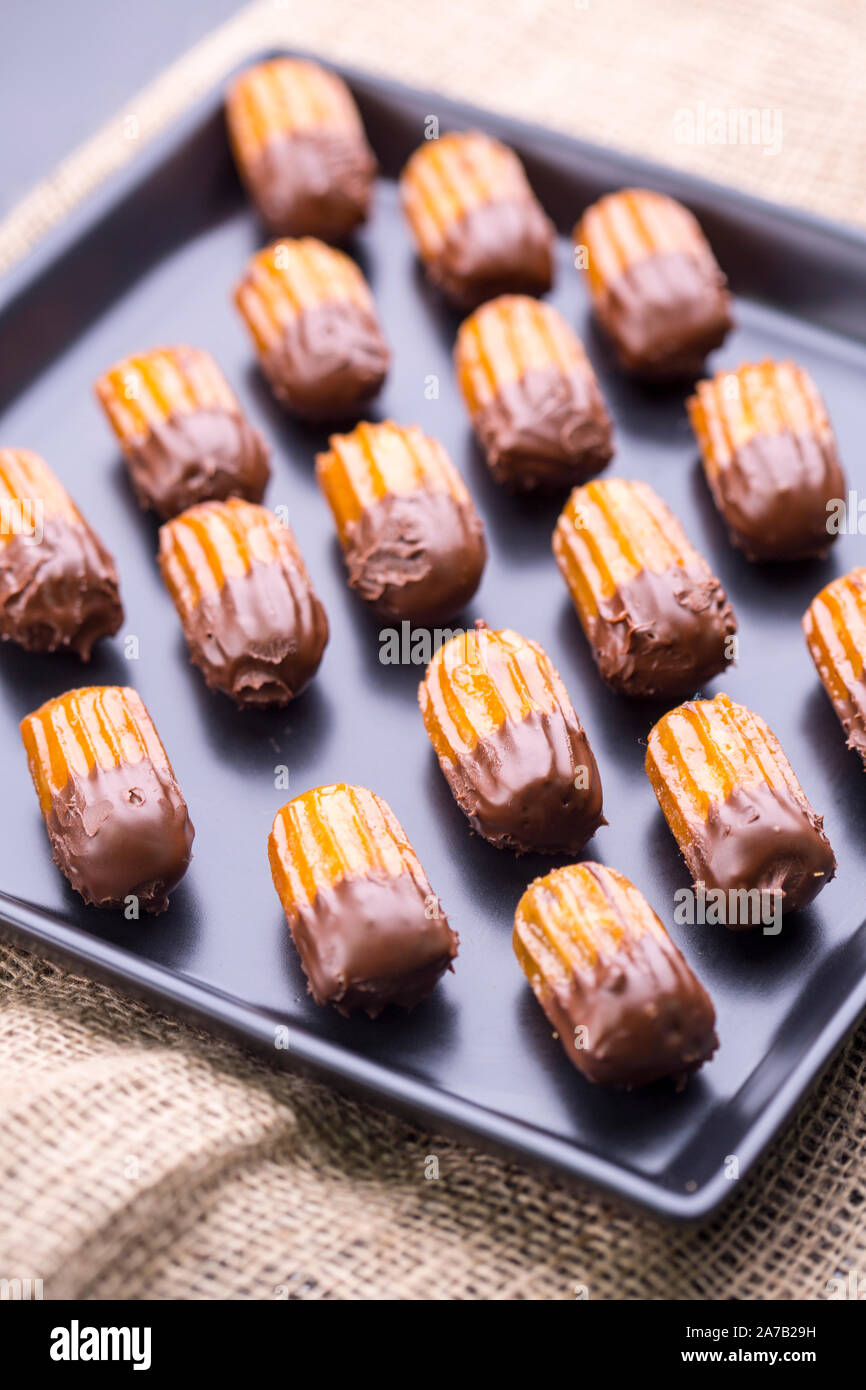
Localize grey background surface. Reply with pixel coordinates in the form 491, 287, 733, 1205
2, 0, 243, 213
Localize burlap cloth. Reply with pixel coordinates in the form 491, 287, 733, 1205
1, 0, 864, 1300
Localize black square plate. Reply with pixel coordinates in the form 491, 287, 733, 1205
2, 52, 866, 1219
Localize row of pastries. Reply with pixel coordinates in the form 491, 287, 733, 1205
2, 55, 862, 1091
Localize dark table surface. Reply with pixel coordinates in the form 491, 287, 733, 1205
2, 0, 244, 216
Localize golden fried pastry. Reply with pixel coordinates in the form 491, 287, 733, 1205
454, 295, 613, 490
21, 686, 194, 913
418, 621, 604, 853
514, 862, 717, 1087
226, 57, 376, 239
0, 448, 122, 658
233, 237, 389, 419
95, 345, 269, 519
646, 692, 834, 920
400, 131, 555, 307
803, 567, 866, 764
158, 498, 328, 707
575, 188, 732, 378
688, 359, 845, 561
316, 420, 485, 622
553, 478, 736, 697
269, 783, 458, 1016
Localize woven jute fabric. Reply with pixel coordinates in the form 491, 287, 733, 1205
1, 0, 865, 1301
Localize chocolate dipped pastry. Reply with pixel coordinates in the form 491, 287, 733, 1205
646, 692, 835, 921
454, 295, 614, 491
95, 345, 269, 521
234, 238, 389, 420
419, 622, 605, 854
269, 783, 458, 1016
225, 57, 376, 240
158, 498, 328, 708
553, 478, 736, 698
20, 686, 194, 913
316, 420, 486, 623
514, 862, 717, 1088
575, 189, 732, 379
0, 448, 122, 658
803, 567, 866, 765
400, 131, 555, 309
688, 360, 845, 562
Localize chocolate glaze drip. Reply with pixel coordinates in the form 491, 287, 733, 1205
441, 707, 605, 854
816, 675, 866, 765
597, 250, 733, 379
127, 407, 270, 520
0, 515, 123, 659
44, 759, 194, 914
242, 129, 376, 240
686, 782, 835, 918
180, 561, 329, 708
473, 366, 614, 491
586, 563, 736, 698
707, 428, 845, 561
262, 301, 389, 420
428, 198, 555, 309
342, 489, 486, 623
288, 870, 458, 1017
536, 924, 718, 1088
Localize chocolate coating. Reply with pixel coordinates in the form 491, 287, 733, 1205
705, 429, 845, 562
427, 199, 555, 309
43, 759, 194, 914
597, 250, 733, 379
342, 489, 486, 623
436, 707, 605, 855
687, 782, 835, 918
472, 365, 614, 491
824, 679, 866, 764
261, 301, 389, 420
585, 564, 736, 698
287, 871, 458, 1017
241, 129, 375, 240
535, 922, 717, 1088
0, 515, 122, 659
176, 564, 328, 708
126, 407, 270, 520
